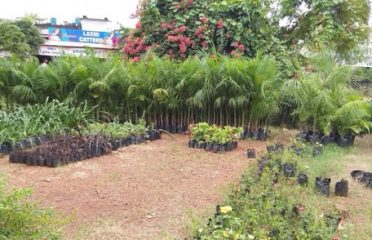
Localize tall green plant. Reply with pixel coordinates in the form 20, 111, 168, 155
283, 51, 371, 135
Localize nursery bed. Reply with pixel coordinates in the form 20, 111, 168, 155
0, 135, 265, 240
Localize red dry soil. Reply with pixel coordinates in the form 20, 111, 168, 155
0, 135, 266, 240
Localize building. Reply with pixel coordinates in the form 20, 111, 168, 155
36, 16, 121, 60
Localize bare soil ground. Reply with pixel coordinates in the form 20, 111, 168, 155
0, 135, 266, 240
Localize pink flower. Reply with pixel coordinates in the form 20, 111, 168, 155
167, 35, 178, 42
199, 26, 207, 32
238, 44, 245, 52
179, 42, 186, 54
217, 19, 224, 29
187, 0, 193, 6
200, 17, 208, 23
232, 42, 239, 48
185, 37, 191, 46
132, 56, 141, 62
179, 25, 186, 33
201, 41, 208, 48
135, 22, 142, 29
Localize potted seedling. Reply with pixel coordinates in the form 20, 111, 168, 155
283, 162, 296, 177
247, 148, 256, 158
297, 172, 308, 186
335, 179, 348, 197
315, 177, 331, 196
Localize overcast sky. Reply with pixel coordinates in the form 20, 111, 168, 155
0, 0, 139, 27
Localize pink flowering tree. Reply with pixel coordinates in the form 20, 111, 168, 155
123, 0, 277, 60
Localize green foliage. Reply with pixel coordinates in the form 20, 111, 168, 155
125, 0, 284, 59
0, 54, 280, 128
279, 0, 370, 56
14, 17, 44, 55
282, 51, 372, 135
0, 21, 30, 56
0, 100, 92, 144
85, 120, 148, 139
126, 0, 369, 61
192, 122, 242, 144
195, 144, 341, 240
0, 176, 62, 239
0, 16, 44, 57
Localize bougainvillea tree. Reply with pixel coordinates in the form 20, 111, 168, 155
123, 0, 278, 60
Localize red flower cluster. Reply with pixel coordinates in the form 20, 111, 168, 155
201, 41, 208, 48
194, 26, 207, 38
200, 17, 208, 23
216, 19, 224, 30
123, 34, 148, 60
135, 21, 142, 30
161, 21, 176, 30
232, 41, 245, 51
167, 35, 179, 42
230, 41, 245, 57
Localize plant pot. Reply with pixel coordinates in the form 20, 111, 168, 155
294, 147, 303, 156
14, 142, 23, 151
267, 145, 275, 153
283, 163, 296, 177
26, 156, 33, 166
320, 136, 335, 145
313, 145, 323, 156
219, 145, 225, 153
275, 143, 284, 152
30, 136, 42, 146
351, 170, 364, 180
214, 205, 221, 217
247, 148, 256, 158
268, 228, 280, 237
361, 172, 372, 185
128, 136, 134, 145
205, 142, 213, 151
36, 156, 45, 166
1, 141, 12, 154
337, 135, 355, 147
51, 157, 60, 168
335, 179, 348, 197
212, 144, 219, 153
315, 177, 331, 196
297, 173, 308, 186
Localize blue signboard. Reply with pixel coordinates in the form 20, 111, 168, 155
48, 27, 120, 45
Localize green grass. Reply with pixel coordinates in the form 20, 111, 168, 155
302, 144, 353, 180
192, 136, 372, 240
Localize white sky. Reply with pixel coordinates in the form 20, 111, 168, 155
0, 0, 139, 28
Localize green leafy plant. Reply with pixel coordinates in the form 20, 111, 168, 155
0, 176, 62, 239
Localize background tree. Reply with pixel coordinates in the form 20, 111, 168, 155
279, 0, 370, 56
124, 0, 369, 60
0, 21, 30, 56
14, 16, 44, 55
124, 0, 281, 60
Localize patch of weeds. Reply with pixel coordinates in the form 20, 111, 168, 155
0, 175, 64, 239
194, 144, 343, 240
106, 172, 122, 182
302, 144, 353, 178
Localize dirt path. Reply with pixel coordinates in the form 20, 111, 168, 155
0, 135, 266, 240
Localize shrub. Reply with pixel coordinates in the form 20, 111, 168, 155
0, 176, 62, 239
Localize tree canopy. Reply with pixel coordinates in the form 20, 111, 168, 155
123, 0, 370, 60
0, 16, 44, 57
